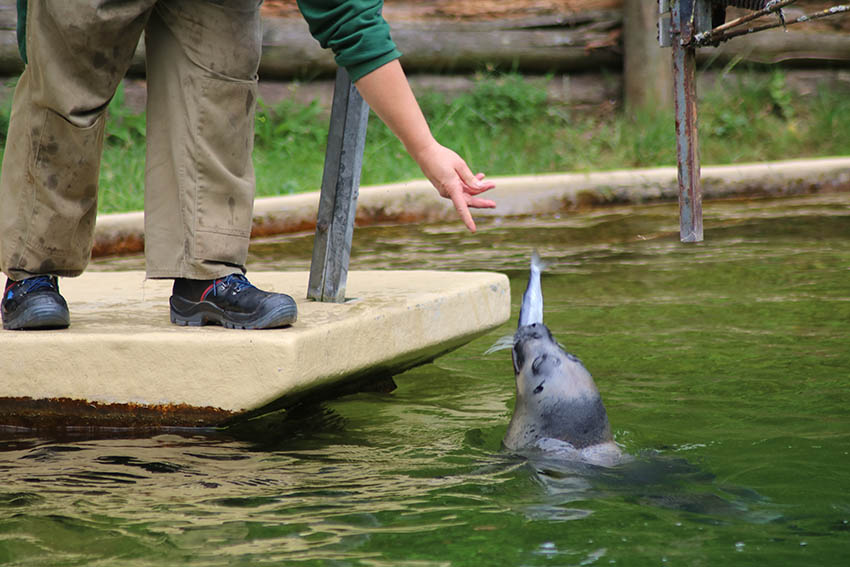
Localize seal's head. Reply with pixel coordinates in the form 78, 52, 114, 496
504, 322, 613, 452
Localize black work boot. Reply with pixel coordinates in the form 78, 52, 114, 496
169, 273, 297, 330
2, 275, 71, 330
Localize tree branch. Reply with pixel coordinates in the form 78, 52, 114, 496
696, 4, 850, 46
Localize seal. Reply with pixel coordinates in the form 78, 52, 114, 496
490, 252, 627, 466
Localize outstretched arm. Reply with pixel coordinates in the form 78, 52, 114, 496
354, 60, 496, 232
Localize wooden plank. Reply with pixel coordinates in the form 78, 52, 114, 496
258, 17, 622, 78
0, 0, 16, 30
1, 12, 850, 77
624, 0, 672, 111
307, 67, 369, 303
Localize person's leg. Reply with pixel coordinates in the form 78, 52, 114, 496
143, 0, 261, 279
0, 0, 154, 329
144, 0, 295, 329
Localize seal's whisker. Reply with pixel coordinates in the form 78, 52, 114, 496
484, 334, 515, 355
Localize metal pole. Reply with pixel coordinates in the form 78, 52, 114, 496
307, 67, 370, 302
671, 0, 704, 243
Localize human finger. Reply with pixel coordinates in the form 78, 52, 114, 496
449, 187, 477, 232
463, 180, 496, 195
461, 172, 495, 194
454, 159, 490, 193
466, 196, 497, 209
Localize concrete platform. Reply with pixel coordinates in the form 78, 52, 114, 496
0, 270, 510, 429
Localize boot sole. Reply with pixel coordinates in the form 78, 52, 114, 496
2, 295, 70, 330
169, 296, 297, 330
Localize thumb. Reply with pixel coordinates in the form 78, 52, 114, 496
455, 159, 483, 190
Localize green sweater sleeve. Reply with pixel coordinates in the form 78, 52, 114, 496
17, 0, 27, 64
297, 0, 401, 82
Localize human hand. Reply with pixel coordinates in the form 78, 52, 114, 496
353, 61, 496, 231
412, 141, 496, 232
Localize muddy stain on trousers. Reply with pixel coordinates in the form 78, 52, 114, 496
0, 0, 262, 281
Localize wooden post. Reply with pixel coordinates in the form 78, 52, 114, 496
624, 0, 673, 113
307, 68, 370, 302
669, 0, 706, 243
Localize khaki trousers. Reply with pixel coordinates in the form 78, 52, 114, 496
0, 0, 262, 281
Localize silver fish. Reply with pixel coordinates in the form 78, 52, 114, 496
517, 250, 545, 327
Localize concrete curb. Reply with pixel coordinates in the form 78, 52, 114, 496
93, 157, 850, 257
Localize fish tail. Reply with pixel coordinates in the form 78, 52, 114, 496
518, 250, 546, 328
531, 249, 547, 273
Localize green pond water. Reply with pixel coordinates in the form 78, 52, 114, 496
2, 193, 849, 566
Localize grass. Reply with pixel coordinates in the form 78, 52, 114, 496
2, 69, 850, 214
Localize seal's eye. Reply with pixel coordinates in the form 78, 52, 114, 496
533, 382, 544, 394
532, 354, 547, 374
531, 353, 559, 375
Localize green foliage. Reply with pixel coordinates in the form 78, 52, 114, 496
708, 108, 749, 138
96, 83, 147, 211
0, 78, 17, 145
356, 73, 557, 185
808, 86, 850, 151
0, 71, 848, 215
768, 70, 794, 120
253, 98, 329, 196
99, 145, 146, 212
451, 72, 550, 127
697, 70, 836, 164
254, 98, 326, 150
105, 83, 146, 148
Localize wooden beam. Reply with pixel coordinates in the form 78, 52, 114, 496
2, 11, 850, 77
624, 0, 673, 112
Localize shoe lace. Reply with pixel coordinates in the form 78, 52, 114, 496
7, 275, 56, 298
215, 274, 255, 295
